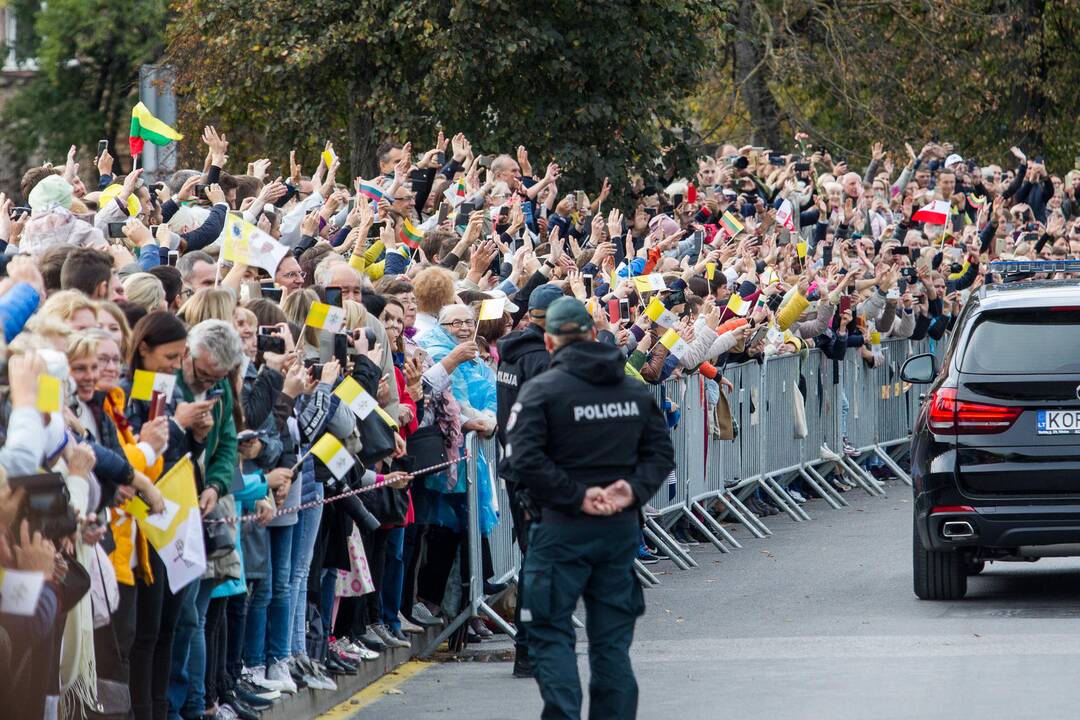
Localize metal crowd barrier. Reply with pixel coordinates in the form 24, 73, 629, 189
425, 338, 930, 653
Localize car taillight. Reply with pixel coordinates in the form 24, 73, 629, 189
927, 387, 1022, 435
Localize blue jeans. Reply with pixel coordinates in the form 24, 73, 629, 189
243, 524, 294, 667
289, 483, 323, 656
380, 527, 405, 630
166, 578, 213, 720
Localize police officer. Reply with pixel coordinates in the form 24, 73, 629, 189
496, 283, 564, 678
507, 297, 675, 720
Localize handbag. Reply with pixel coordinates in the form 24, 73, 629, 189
356, 410, 398, 465
713, 389, 736, 441
85, 554, 131, 720
202, 497, 236, 561
406, 425, 448, 473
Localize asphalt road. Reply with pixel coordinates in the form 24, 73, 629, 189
361, 482, 1080, 719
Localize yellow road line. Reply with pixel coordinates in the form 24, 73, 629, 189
317, 660, 432, 718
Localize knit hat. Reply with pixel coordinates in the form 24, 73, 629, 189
28, 174, 74, 211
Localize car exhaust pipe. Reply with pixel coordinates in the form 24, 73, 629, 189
942, 520, 975, 539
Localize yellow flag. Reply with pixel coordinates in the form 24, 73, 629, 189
796, 241, 807, 259
129, 369, 177, 402
705, 262, 716, 281
36, 375, 61, 413
305, 301, 346, 332
478, 297, 505, 321
726, 293, 749, 317
633, 274, 666, 293
333, 376, 377, 419
644, 296, 676, 328
126, 456, 199, 551
311, 433, 355, 479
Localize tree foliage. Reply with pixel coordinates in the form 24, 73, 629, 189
0, 0, 166, 170
692, 0, 1080, 170
166, 0, 721, 196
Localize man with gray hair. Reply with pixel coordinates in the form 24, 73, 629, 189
176, 250, 217, 300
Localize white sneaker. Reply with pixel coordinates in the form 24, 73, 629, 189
245, 665, 287, 693
297, 655, 338, 691
819, 443, 842, 461
266, 659, 298, 694
788, 489, 807, 504
216, 705, 238, 720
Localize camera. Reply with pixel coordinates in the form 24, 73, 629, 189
256, 333, 285, 355
9, 473, 79, 542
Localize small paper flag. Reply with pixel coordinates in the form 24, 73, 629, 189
305, 301, 347, 332
321, 148, 337, 169
333, 377, 378, 419
478, 297, 505, 321
726, 294, 749, 317
659, 328, 689, 359
644, 296, 677, 329
720, 211, 744, 237
310, 433, 355, 480
373, 405, 399, 430
130, 369, 177, 402
36, 374, 61, 414
796, 241, 807, 259
705, 262, 716, 281
870, 330, 881, 346
633, 274, 667, 293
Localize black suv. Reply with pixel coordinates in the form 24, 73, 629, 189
901, 279, 1080, 600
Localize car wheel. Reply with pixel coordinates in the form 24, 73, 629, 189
913, 517, 967, 600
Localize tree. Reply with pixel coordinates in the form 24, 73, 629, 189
691, 1, 1080, 171
0, 0, 167, 179
166, 0, 722, 198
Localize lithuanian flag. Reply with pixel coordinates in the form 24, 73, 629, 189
399, 218, 423, 249
720, 210, 744, 237
129, 102, 182, 157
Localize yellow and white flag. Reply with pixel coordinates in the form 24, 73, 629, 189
130, 368, 177, 402
311, 433, 355, 480
705, 262, 716, 281
659, 328, 689, 359
796, 241, 808, 259
222, 213, 290, 275
36, 374, 62, 413
633, 274, 667, 294
478, 297, 505, 321
305, 301, 347, 333
333, 377, 377, 419
726, 293, 749, 317
0, 569, 46, 616
644, 296, 677, 329
126, 456, 205, 593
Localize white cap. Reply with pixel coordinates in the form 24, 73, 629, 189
944, 153, 964, 168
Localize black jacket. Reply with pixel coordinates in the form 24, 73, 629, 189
495, 323, 550, 446
506, 340, 674, 516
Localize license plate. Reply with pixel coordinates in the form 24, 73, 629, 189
1037, 410, 1080, 435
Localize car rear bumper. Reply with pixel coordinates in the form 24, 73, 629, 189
919, 504, 1080, 552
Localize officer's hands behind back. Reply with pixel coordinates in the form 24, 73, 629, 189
581, 479, 636, 516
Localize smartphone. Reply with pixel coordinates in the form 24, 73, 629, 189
619, 298, 630, 321
794, 162, 810, 173
97, 139, 108, 159
237, 429, 263, 443
437, 202, 451, 225
257, 333, 285, 355
262, 286, 283, 303
147, 391, 166, 421
477, 154, 495, 169
195, 183, 207, 197
768, 153, 785, 166
575, 191, 587, 212
898, 278, 909, 295
107, 221, 126, 238
747, 324, 770, 348
11, 206, 31, 220
582, 274, 593, 297
167, 250, 179, 266
890, 246, 910, 256
608, 299, 621, 324
352, 327, 378, 346
838, 295, 852, 316
407, 168, 427, 185
324, 286, 343, 308
303, 359, 323, 377
822, 243, 833, 266
367, 219, 385, 240
333, 332, 350, 367
767, 294, 783, 312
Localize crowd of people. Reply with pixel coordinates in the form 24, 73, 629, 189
0, 118, 1078, 720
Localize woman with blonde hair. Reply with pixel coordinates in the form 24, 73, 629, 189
39, 289, 99, 330
178, 287, 237, 326
281, 288, 321, 356
123, 272, 167, 314
96, 300, 132, 359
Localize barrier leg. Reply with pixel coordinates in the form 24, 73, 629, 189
767, 474, 811, 521
643, 520, 696, 570
801, 464, 847, 509
635, 559, 660, 586
875, 444, 912, 486
758, 475, 803, 522
726, 489, 773, 537
477, 600, 517, 637
680, 504, 731, 553
690, 500, 742, 549
840, 455, 886, 497
420, 606, 472, 658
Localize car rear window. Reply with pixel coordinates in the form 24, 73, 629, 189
961, 310, 1080, 374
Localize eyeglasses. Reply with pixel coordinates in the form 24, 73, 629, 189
441, 319, 475, 329
280, 270, 305, 280
98, 355, 122, 367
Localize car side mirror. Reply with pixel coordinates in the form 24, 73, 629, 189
901, 352, 936, 384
